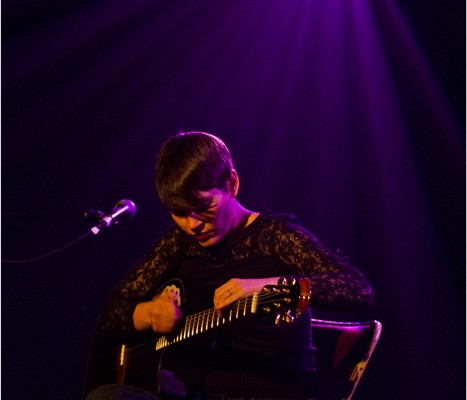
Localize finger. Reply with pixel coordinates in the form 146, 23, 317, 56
214, 289, 235, 311
166, 289, 180, 304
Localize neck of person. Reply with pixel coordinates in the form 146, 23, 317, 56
232, 200, 260, 230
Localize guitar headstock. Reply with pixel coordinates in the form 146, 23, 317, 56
258, 277, 311, 325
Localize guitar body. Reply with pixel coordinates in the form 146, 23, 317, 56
119, 337, 216, 398
118, 340, 161, 394
116, 278, 311, 398
117, 278, 191, 396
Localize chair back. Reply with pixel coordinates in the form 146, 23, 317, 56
311, 318, 382, 400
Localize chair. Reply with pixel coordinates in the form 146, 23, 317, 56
311, 318, 382, 400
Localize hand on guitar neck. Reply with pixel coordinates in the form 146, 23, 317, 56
213, 277, 281, 314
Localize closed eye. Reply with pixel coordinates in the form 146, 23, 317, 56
170, 209, 188, 217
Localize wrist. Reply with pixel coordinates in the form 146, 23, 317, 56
133, 301, 151, 331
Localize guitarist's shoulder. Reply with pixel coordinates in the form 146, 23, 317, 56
260, 209, 303, 229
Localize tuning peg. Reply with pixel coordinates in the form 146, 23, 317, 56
274, 310, 295, 326
275, 313, 281, 326
277, 277, 296, 286
281, 310, 295, 324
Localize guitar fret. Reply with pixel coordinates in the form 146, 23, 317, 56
206, 310, 210, 330
188, 319, 193, 337
183, 320, 188, 339
183, 319, 188, 339
190, 315, 195, 336
252, 293, 258, 313
200, 312, 204, 333
204, 310, 209, 331
194, 313, 199, 335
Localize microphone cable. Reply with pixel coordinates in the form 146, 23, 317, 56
1, 230, 94, 264
2, 200, 136, 264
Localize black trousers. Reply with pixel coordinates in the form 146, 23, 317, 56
85, 384, 319, 400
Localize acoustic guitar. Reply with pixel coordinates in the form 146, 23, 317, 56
115, 277, 311, 396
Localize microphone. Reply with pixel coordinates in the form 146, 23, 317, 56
90, 199, 137, 235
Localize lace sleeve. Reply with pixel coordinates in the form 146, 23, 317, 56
272, 216, 374, 311
98, 226, 181, 332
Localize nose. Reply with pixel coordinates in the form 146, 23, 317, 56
186, 213, 204, 233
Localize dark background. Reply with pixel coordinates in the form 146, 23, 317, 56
2, 1, 465, 399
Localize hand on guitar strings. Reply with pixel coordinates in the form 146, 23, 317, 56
213, 277, 280, 316
133, 289, 183, 333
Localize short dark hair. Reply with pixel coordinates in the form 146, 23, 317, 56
155, 131, 234, 211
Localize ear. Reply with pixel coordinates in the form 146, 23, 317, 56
227, 169, 240, 197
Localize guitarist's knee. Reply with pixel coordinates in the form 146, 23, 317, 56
85, 384, 163, 400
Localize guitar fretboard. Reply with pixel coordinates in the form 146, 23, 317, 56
155, 293, 259, 350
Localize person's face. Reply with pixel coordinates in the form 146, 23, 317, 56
170, 185, 238, 247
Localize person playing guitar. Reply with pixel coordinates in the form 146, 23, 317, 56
84, 132, 373, 400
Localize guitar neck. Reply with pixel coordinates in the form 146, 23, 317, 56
155, 293, 259, 350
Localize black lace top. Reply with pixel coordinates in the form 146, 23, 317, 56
95, 211, 373, 374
